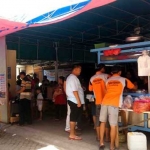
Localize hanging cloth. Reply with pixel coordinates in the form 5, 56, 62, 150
137, 50, 150, 76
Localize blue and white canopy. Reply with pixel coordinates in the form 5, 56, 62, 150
0, 0, 91, 24
0, 0, 115, 36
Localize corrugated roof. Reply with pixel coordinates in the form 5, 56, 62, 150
6, 0, 150, 62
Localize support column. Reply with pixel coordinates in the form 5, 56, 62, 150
97, 51, 100, 64
0, 36, 8, 123
54, 42, 59, 81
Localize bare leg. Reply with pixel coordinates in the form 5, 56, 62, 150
105, 127, 110, 141
110, 126, 116, 149
115, 126, 119, 149
96, 127, 100, 140
100, 122, 106, 146
69, 122, 76, 137
93, 116, 96, 129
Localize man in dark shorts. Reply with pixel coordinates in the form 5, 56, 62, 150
66, 65, 84, 140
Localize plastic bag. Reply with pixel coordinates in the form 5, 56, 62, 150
133, 100, 150, 113
122, 95, 133, 109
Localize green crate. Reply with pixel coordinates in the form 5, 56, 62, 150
94, 43, 109, 49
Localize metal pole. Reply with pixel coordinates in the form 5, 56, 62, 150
54, 42, 58, 81
37, 40, 39, 60
97, 51, 100, 64
98, 26, 101, 39
18, 37, 20, 60
83, 46, 86, 63
72, 46, 74, 62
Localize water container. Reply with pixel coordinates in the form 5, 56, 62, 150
127, 132, 147, 150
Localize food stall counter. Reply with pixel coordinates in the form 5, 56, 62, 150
121, 92, 150, 132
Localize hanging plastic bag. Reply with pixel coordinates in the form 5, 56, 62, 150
122, 95, 133, 109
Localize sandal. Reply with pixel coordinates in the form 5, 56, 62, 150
69, 136, 82, 140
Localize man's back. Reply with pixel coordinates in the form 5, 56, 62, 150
89, 73, 108, 105
66, 74, 84, 104
102, 75, 134, 107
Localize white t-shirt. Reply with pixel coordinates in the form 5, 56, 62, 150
66, 74, 84, 104
37, 93, 43, 100
37, 93, 43, 111
37, 93, 43, 106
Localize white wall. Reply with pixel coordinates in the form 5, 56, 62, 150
0, 37, 8, 123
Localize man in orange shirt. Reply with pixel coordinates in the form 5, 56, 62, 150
89, 64, 109, 141
99, 65, 136, 150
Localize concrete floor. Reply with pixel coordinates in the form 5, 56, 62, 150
0, 117, 149, 150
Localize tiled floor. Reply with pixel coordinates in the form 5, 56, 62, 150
0, 117, 149, 150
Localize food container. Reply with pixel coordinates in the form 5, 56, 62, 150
127, 132, 147, 150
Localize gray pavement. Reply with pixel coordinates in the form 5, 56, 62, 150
0, 117, 148, 150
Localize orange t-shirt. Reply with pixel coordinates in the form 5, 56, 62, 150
102, 74, 135, 107
89, 73, 109, 105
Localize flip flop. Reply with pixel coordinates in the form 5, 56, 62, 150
69, 136, 82, 140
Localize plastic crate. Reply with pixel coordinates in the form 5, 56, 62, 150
94, 43, 109, 49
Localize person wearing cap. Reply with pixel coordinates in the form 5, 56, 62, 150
89, 64, 110, 142
99, 65, 136, 150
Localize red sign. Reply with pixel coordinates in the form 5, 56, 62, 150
103, 48, 121, 56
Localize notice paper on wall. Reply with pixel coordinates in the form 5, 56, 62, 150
138, 50, 150, 76
0, 74, 6, 105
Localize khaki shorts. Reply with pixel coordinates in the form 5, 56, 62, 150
100, 105, 119, 126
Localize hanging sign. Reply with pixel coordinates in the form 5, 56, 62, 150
0, 74, 6, 105
103, 48, 121, 56
101, 52, 141, 61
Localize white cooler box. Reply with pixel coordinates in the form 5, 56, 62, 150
127, 132, 147, 150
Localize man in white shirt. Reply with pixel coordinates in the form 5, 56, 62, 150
66, 65, 84, 140
36, 88, 44, 121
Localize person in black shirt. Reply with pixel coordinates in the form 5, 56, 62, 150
16, 75, 21, 86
